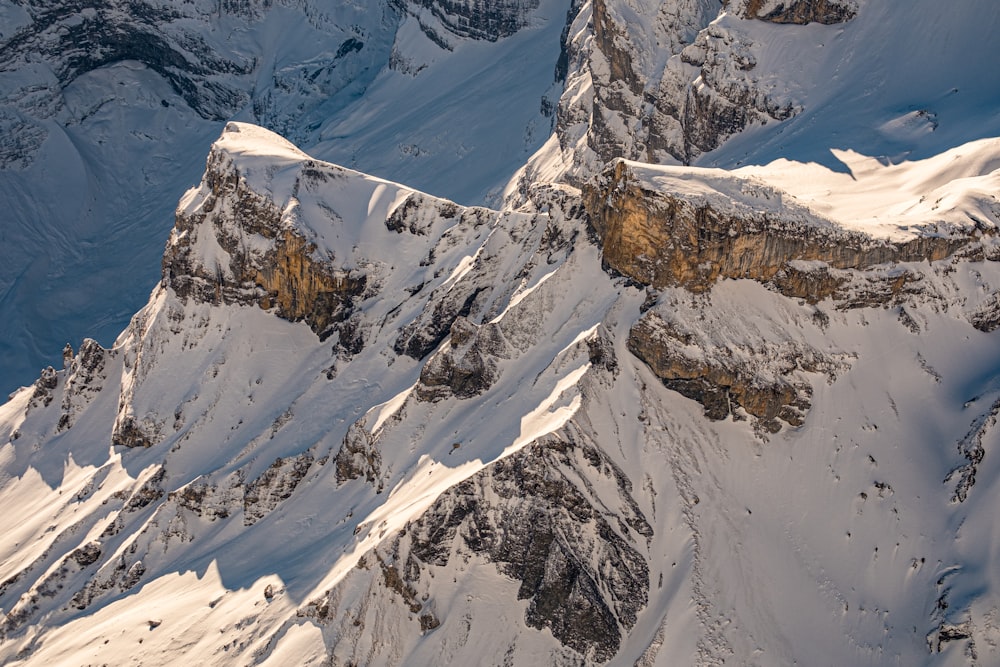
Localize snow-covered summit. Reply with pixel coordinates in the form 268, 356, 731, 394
0, 0, 568, 393
4, 0, 1000, 664
3, 115, 1000, 664
174, 121, 419, 270
209, 122, 313, 170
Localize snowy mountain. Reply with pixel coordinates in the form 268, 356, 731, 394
0, 0, 567, 393
3, 0, 1000, 665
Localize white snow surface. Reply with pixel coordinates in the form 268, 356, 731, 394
2, 1, 1000, 664
2, 120, 1000, 665
620, 135, 1000, 241
700, 0, 1000, 170
0, 0, 568, 393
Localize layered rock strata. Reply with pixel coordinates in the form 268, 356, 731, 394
405, 0, 542, 41
585, 159, 982, 430
584, 160, 972, 294
628, 311, 817, 431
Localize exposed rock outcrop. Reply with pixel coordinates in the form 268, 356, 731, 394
664, 21, 796, 160
945, 398, 1000, 504
111, 415, 157, 449
404, 0, 541, 42
335, 421, 384, 490
737, 0, 858, 24
591, 0, 640, 94
58, 339, 110, 432
162, 143, 367, 343
316, 428, 652, 662
124, 468, 167, 511
244, 452, 318, 525
163, 452, 319, 526
628, 311, 819, 431
2, 540, 104, 631
28, 366, 58, 410
170, 477, 243, 522
550, 0, 804, 172
581, 0, 646, 165
584, 160, 971, 294
404, 432, 651, 661
0, 2, 252, 122
391, 200, 496, 360
415, 317, 510, 401
970, 292, 1000, 332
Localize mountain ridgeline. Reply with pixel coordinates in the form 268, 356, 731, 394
3, 0, 1000, 665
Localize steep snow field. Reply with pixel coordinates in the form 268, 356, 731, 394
2, 0, 1000, 664
701, 0, 1000, 170
0, 0, 567, 393
1, 122, 1000, 665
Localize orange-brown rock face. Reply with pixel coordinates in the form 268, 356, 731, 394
162, 152, 365, 342
584, 160, 968, 296
585, 159, 979, 430
251, 229, 364, 340
591, 0, 640, 94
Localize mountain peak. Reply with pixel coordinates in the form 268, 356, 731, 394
210, 121, 311, 170
166, 123, 424, 346
5, 2, 1000, 665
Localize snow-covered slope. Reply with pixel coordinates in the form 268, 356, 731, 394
4, 0, 999, 395
3, 117, 1000, 665
4, 0, 1000, 664
621, 135, 1000, 243
515, 0, 1000, 193
0, 0, 568, 393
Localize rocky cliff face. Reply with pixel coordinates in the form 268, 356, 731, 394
736, 0, 858, 24
545, 0, 808, 179
0, 2, 251, 124
584, 160, 973, 294
162, 139, 367, 344
627, 311, 819, 431
581, 156, 997, 433
328, 428, 651, 662
404, 0, 542, 41
5, 2, 1000, 661
534, 0, 867, 190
